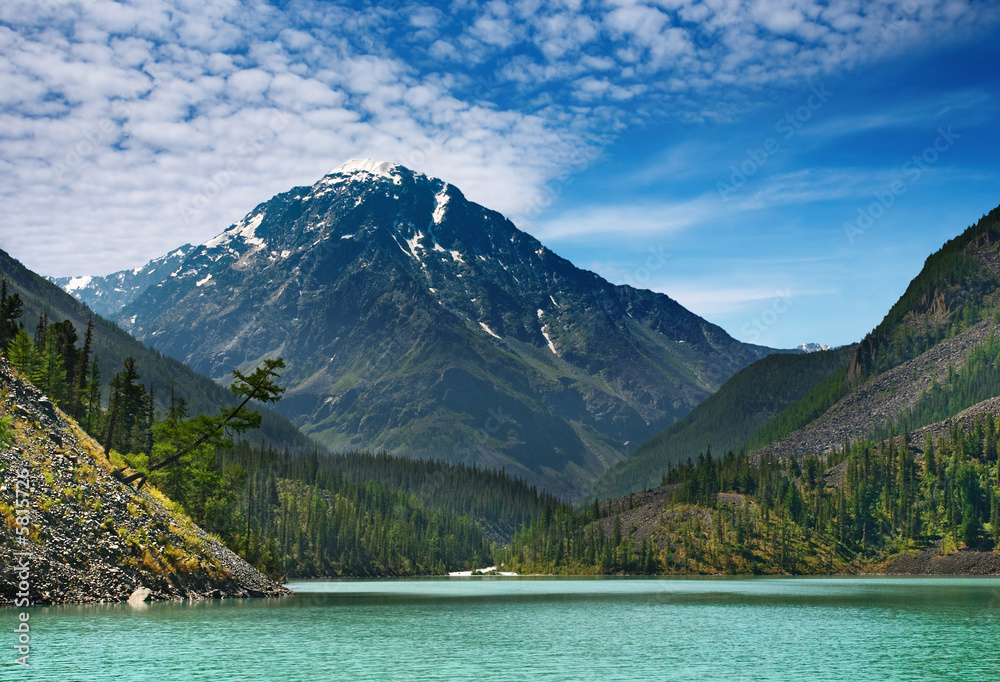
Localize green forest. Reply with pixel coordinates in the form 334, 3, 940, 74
504, 419, 1000, 575
6, 259, 1000, 581
0, 281, 556, 578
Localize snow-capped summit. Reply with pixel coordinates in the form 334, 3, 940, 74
331, 159, 401, 179
797, 342, 832, 353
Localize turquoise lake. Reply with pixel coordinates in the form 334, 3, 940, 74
5, 576, 1000, 681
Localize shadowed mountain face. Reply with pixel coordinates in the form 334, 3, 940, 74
61, 159, 779, 498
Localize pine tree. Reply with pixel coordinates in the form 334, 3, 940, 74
33, 314, 47, 354
0, 279, 24, 353
40, 332, 69, 405
69, 316, 93, 419
50, 319, 78, 391
924, 432, 936, 477
145, 384, 155, 455
108, 357, 147, 454
7, 328, 41, 384
83, 358, 102, 435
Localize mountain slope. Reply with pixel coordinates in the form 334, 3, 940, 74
0, 248, 311, 451
753, 317, 1000, 460
592, 345, 854, 499
0, 358, 287, 604
61, 159, 779, 498
849, 204, 1000, 381
753, 204, 1000, 459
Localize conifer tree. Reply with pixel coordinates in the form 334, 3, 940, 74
33, 314, 47, 354
0, 279, 24, 353
69, 316, 93, 419
924, 432, 936, 477
83, 358, 102, 435
40, 332, 69, 405
108, 357, 147, 454
7, 328, 41, 384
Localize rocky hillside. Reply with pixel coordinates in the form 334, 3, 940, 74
0, 359, 287, 605
60, 159, 779, 498
754, 317, 1000, 461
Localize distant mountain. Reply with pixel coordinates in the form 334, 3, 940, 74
61, 159, 782, 498
52, 245, 195, 317
0, 248, 311, 452
796, 342, 832, 353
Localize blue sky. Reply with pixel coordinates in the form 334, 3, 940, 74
1, 0, 998, 348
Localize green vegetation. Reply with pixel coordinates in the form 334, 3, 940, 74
886, 335, 1000, 434
147, 441, 557, 577
0, 414, 11, 446
505, 417, 1000, 574
852, 206, 1000, 381
595, 346, 854, 500
306, 451, 559, 541
215, 446, 557, 577
0, 275, 560, 578
740, 364, 851, 452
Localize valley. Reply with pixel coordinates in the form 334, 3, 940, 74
2, 173, 1000, 608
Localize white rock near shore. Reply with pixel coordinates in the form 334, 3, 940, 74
128, 586, 152, 606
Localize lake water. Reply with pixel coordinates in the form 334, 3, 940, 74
6, 576, 1000, 681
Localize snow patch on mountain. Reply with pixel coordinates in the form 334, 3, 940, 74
479, 322, 501, 339
541, 328, 558, 355
204, 213, 265, 250
797, 343, 832, 353
64, 275, 92, 292
404, 231, 427, 261
432, 188, 450, 225
331, 159, 402, 184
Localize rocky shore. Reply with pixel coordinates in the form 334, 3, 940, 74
877, 542, 1000, 575
0, 359, 289, 605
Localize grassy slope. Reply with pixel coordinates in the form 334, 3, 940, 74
0, 359, 284, 603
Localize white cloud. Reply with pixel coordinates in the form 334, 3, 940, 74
0, 0, 997, 278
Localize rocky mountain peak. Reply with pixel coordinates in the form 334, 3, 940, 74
55, 161, 782, 497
